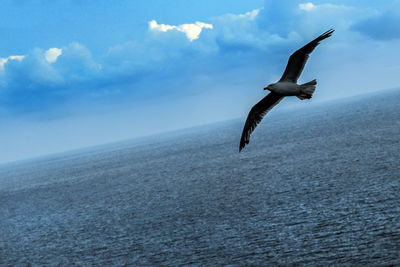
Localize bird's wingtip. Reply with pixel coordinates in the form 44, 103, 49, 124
239, 141, 246, 152
325, 28, 335, 35
317, 29, 334, 40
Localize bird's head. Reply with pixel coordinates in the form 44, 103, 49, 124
264, 83, 275, 91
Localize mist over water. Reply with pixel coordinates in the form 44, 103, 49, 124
1, 90, 399, 265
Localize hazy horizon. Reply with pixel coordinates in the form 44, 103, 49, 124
1, 87, 397, 165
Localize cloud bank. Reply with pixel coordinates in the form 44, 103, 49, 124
1, 0, 400, 117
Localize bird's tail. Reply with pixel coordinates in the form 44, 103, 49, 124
297, 79, 317, 100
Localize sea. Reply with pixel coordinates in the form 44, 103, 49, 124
1, 90, 399, 266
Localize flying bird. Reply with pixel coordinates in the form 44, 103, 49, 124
239, 29, 334, 152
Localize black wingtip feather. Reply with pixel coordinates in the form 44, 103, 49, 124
239, 140, 246, 152
279, 29, 334, 83
320, 29, 335, 38
239, 144, 244, 152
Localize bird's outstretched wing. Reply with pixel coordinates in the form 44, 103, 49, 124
239, 92, 284, 152
279, 29, 334, 83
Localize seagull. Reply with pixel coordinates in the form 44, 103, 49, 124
239, 29, 334, 152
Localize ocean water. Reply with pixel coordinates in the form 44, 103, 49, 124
1, 90, 400, 266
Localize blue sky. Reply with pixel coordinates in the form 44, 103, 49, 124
1, 0, 400, 163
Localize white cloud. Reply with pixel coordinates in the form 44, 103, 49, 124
149, 20, 213, 41
215, 8, 262, 23
8, 55, 25, 61
236, 8, 261, 20
0, 55, 25, 70
45, 47, 63, 63
148, 20, 175, 32
299, 2, 352, 12
0, 58, 7, 70
299, 2, 315, 11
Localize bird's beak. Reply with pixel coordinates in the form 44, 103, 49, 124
263, 87, 268, 90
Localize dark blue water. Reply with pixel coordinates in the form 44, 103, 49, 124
1, 90, 400, 265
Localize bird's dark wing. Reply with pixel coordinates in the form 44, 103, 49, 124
279, 29, 334, 83
239, 92, 284, 152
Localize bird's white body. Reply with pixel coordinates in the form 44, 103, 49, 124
265, 79, 317, 100
266, 82, 301, 96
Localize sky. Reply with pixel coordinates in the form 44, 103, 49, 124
1, 0, 400, 163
